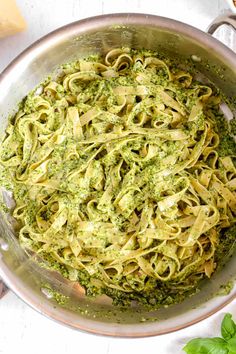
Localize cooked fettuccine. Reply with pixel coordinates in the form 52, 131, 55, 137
0, 48, 235, 307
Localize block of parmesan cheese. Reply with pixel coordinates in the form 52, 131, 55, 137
0, 0, 26, 38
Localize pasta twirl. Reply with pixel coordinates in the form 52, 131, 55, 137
0, 48, 235, 307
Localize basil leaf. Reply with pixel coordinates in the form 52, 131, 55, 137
227, 337, 236, 354
183, 337, 228, 354
221, 313, 236, 341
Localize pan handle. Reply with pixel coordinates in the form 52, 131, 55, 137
0, 278, 8, 299
207, 13, 236, 34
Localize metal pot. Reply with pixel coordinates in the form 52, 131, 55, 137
0, 13, 235, 337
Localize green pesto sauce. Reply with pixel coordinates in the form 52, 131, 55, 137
0, 49, 235, 310
41, 285, 69, 305
230, 118, 236, 135
214, 112, 236, 157
217, 281, 234, 296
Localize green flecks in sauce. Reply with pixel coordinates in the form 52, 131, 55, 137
0, 48, 235, 310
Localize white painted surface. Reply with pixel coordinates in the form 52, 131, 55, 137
0, 1, 235, 353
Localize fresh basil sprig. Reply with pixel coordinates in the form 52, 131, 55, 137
221, 314, 236, 341
183, 313, 236, 354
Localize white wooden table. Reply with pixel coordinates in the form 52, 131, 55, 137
0, 1, 235, 353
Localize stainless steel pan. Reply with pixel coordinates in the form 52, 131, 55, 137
0, 13, 235, 337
